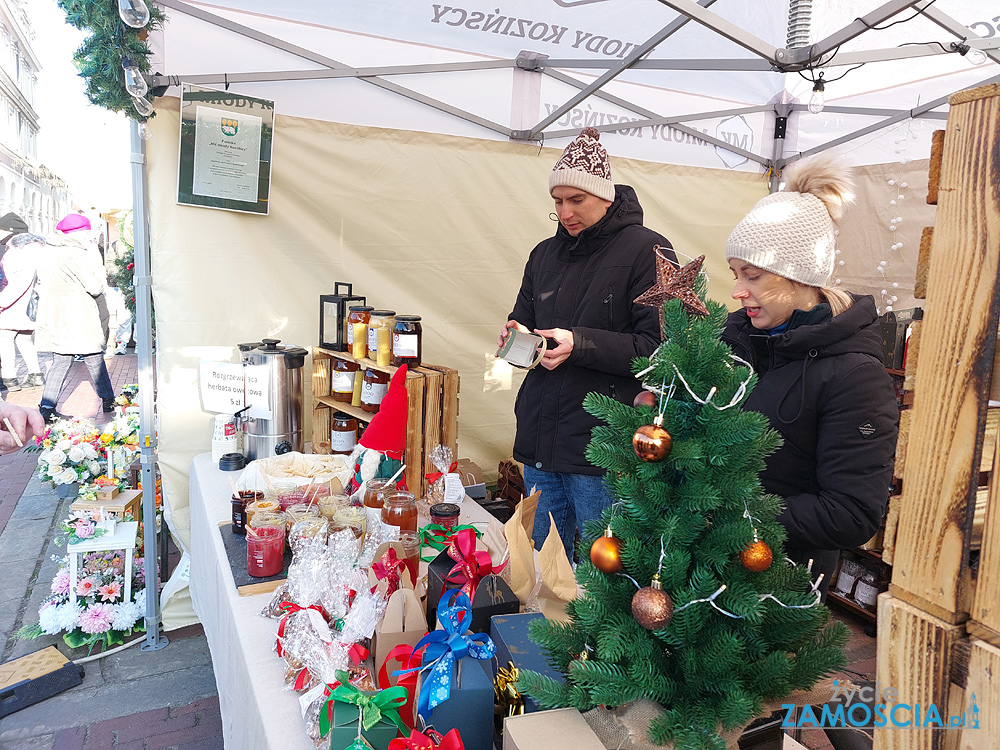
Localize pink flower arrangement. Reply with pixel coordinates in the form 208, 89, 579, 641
97, 581, 122, 602
51, 570, 71, 595
77, 577, 96, 597
74, 522, 95, 539
78, 603, 115, 634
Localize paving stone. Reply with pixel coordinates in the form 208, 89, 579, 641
0, 519, 53, 564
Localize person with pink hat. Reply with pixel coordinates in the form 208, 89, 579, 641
34, 214, 116, 423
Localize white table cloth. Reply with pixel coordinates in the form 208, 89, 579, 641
188, 452, 498, 750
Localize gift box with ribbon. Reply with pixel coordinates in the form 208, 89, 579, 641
490, 613, 565, 739
320, 670, 410, 750
397, 592, 495, 750
425, 528, 518, 633
389, 728, 465, 750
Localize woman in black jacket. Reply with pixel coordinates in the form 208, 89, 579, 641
721, 155, 899, 596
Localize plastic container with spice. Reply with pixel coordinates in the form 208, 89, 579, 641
347, 305, 373, 360
331, 359, 360, 402
360, 368, 391, 413
329, 412, 358, 455
392, 315, 422, 367
367, 310, 396, 367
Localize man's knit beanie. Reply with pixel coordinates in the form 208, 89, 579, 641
725, 154, 854, 287
548, 127, 615, 202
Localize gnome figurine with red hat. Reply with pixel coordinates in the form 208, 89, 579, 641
347, 365, 409, 496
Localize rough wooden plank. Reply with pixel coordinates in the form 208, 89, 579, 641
949, 637, 971, 688
959, 638, 998, 749
903, 319, 920, 394
404, 371, 425, 495
873, 593, 963, 750
970, 419, 1000, 635
889, 87, 1000, 619
990, 337, 1000, 403
882, 494, 902, 566
926, 129, 945, 205
979, 410, 999, 474
915, 226, 933, 300
313, 405, 331, 455
312, 351, 332, 399
418, 367, 443, 485
895, 409, 912, 479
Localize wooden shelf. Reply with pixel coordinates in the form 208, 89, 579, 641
310, 347, 459, 495
827, 590, 877, 624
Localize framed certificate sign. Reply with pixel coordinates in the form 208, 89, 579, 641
178, 84, 274, 214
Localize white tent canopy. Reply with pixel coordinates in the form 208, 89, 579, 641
142, 0, 992, 627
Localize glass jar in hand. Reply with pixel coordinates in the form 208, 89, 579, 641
381, 490, 418, 533
391, 316, 422, 367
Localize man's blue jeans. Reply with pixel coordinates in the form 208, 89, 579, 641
522, 466, 613, 561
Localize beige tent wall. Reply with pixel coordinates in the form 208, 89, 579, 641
153, 97, 927, 626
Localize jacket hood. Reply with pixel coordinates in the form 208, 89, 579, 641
730, 294, 883, 364
46, 232, 91, 251
555, 184, 645, 258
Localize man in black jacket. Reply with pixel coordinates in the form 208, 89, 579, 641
499, 127, 673, 559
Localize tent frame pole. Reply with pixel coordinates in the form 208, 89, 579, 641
129, 119, 168, 653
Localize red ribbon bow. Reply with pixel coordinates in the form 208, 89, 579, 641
372, 547, 409, 594
379, 644, 425, 730
389, 728, 465, 750
349, 642, 369, 667
275, 602, 328, 658
426, 461, 458, 485
444, 527, 505, 599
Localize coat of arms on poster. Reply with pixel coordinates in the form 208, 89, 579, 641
177, 84, 274, 215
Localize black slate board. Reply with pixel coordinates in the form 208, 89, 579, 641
217, 522, 292, 593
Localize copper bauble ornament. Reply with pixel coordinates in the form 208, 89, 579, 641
631, 573, 673, 630
632, 415, 672, 462
633, 389, 657, 409
590, 526, 623, 574
740, 539, 773, 572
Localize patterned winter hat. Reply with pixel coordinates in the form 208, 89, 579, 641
725, 154, 854, 287
548, 127, 615, 202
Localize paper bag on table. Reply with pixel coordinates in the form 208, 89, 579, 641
504, 490, 540, 605
534, 513, 577, 622
481, 518, 510, 568
373, 587, 426, 690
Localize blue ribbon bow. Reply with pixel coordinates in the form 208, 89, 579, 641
394, 590, 495, 719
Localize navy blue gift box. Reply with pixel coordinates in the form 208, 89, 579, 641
421, 657, 494, 750
490, 612, 565, 714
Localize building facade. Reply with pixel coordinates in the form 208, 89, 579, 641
0, 0, 70, 235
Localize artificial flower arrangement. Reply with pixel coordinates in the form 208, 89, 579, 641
114, 383, 139, 409
57, 509, 112, 546
19, 548, 147, 652
34, 418, 103, 487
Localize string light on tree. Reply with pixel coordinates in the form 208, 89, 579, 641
118, 0, 151, 28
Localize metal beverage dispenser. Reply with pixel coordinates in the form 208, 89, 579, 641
238, 339, 309, 460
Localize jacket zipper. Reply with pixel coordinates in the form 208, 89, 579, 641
604, 292, 613, 329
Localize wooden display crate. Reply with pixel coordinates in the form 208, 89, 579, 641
311, 348, 458, 495
71, 489, 141, 520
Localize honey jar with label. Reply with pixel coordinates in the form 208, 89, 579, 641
392, 315, 422, 367
360, 368, 391, 413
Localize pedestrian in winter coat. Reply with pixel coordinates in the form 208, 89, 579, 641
35, 213, 116, 423
0, 233, 45, 391
498, 127, 674, 559
721, 155, 899, 597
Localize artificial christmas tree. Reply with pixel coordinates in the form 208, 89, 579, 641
517, 266, 847, 750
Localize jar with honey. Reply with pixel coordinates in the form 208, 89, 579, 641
381, 490, 418, 533
367, 310, 396, 367
347, 305, 373, 359
330, 412, 358, 455
332, 359, 360, 402
392, 315, 422, 367
360, 368, 390, 413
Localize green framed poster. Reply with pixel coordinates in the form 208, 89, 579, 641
178, 84, 273, 214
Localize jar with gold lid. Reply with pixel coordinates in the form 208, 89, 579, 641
367, 310, 396, 367
392, 315, 422, 367
347, 306, 373, 359
360, 368, 390, 413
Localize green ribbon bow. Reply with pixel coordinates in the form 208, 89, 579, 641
418, 523, 482, 562
320, 670, 410, 739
